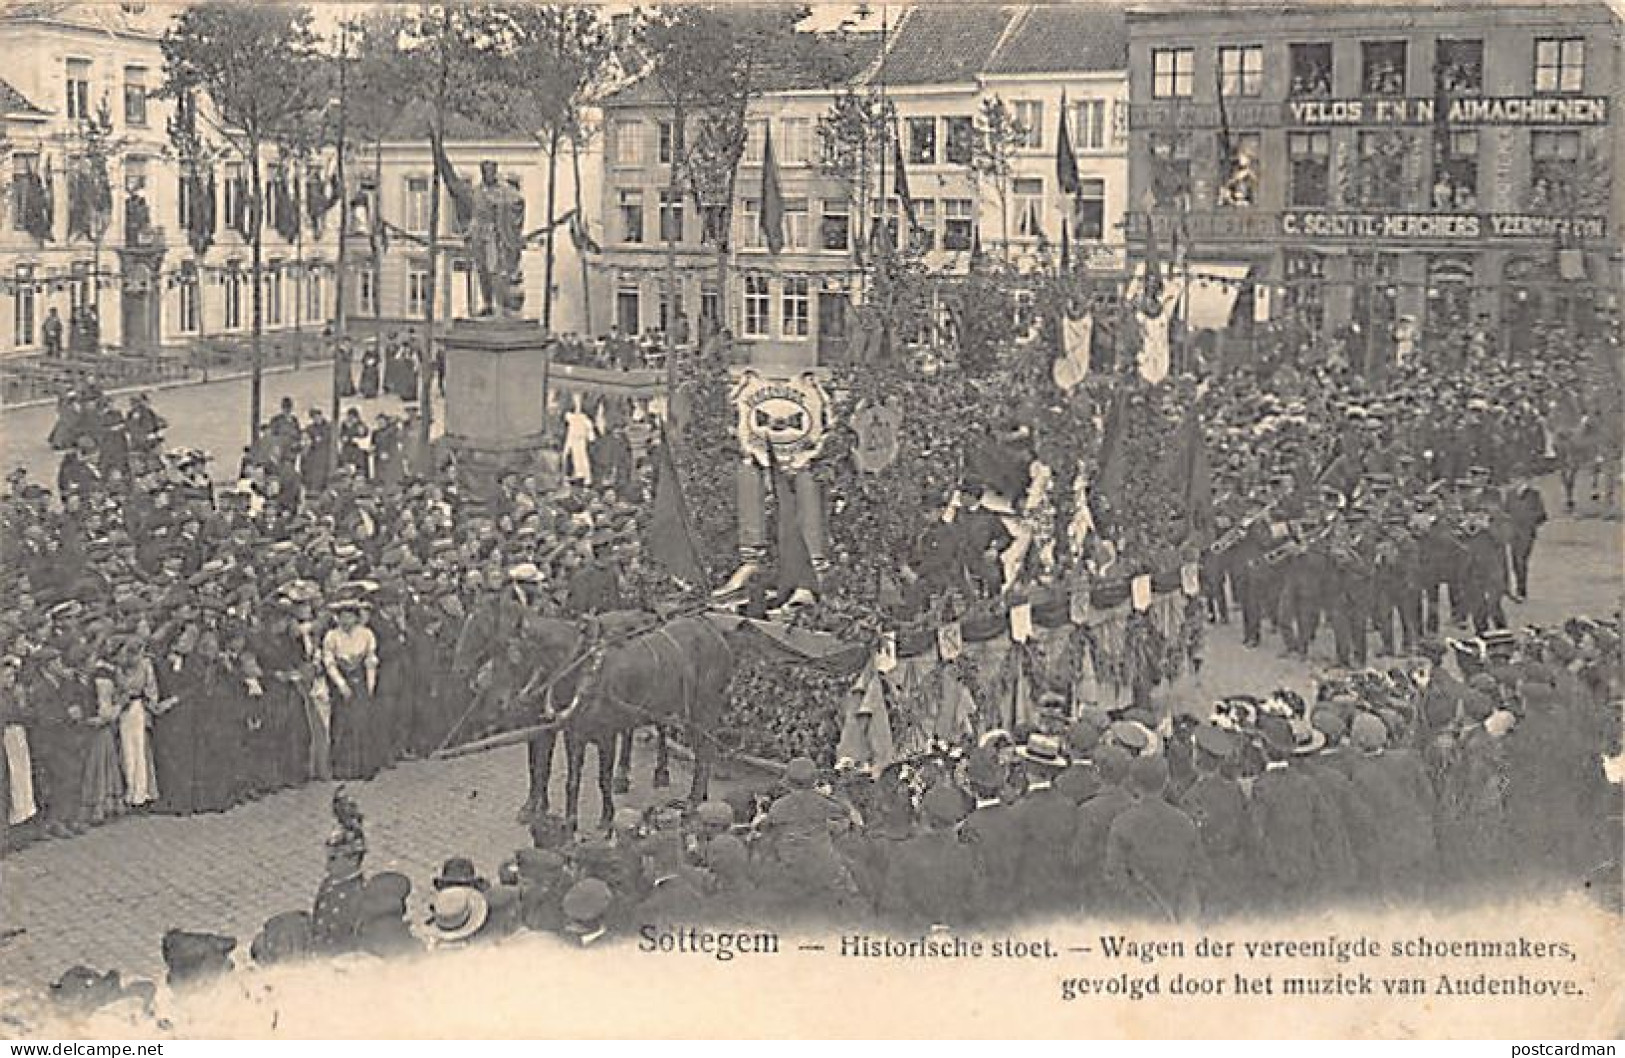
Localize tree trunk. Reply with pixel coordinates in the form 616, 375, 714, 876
331, 38, 350, 472
543, 124, 560, 333
571, 133, 592, 335
249, 141, 264, 442
293, 166, 304, 371
664, 102, 684, 394
422, 126, 442, 449
373, 141, 384, 360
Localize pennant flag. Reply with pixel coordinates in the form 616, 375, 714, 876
1165, 402, 1214, 537
969, 221, 985, 270
1056, 89, 1081, 197
1059, 216, 1071, 274
766, 442, 817, 596
759, 126, 785, 255
646, 426, 706, 589
1092, 385, 1131, 531
1139, 195, 1166, 313
892, 131, 917, 234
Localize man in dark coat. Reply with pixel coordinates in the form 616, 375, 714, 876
1068, 744, 1136, 912
1505, 481, 1547, 601
1177, 724, 1253, 917
1010, 734, 1078, 916
1249, 714, 1324, 912
878, 784, 980, 930
959, 747, 1022, 923
1103, 755, 1205, 922
1345, 711, 1438, 905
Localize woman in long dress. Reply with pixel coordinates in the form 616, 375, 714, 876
111, 637, 159, 811
323, 600, 381, 781
359, 346, 382, 399
82, 655, 125, 825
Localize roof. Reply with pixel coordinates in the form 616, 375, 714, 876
876, 5, 1020, 87
981, 5, 1128, 76
0, 76, 46, 117
600, 30, 882, 108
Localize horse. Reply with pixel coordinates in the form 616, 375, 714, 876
509, 612, 735, 833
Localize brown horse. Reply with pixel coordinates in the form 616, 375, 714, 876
513, 612, 734, 832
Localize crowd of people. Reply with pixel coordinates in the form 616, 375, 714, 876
24, 608, 1623, 1029
1, 372, 660, 847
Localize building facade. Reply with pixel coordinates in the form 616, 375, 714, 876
592, 3, 1130, 367
1125, 1, 1623, 362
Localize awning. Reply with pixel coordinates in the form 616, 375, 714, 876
1181, 263, 1252, 331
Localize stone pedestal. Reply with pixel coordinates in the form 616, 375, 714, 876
441, 317, 558, 503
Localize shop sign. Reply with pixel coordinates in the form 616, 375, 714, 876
1287, 96, 1607, 126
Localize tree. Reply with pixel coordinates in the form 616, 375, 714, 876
968, 96, 1028, 263
160, 3, 326, 440
817, 83, 892, 273
65, 99, 120, 328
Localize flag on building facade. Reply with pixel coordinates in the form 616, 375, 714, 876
1056, 89, 1080, 197
893, 131, 918, 234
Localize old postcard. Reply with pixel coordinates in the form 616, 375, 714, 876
0, 0, 1619, 1041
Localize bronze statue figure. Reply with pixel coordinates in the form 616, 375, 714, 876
431, 127, 526, 319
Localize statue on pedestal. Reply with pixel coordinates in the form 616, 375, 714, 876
431, 128, 526, 319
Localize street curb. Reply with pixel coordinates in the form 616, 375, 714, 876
0, 360, 335, 415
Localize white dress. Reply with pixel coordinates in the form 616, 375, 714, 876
563, 411, 597, 484
116, 657, 159, 807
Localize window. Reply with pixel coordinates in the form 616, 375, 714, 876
613, 120, 644, 166
1436, 39, 1483, 95
1217, 131, 1260, 207
407, 262, 430, 317
66, 59, 91, 121
910, 199, 936, 253
657, 120, 679, 165
1151, 48, 1194, 99
739, 198, 761, 250
1075, 178, 1105, 240
1432, 129, 1479, 210
69, 262, 91, 314
1218, 45, 1264, 97
179, 263, 200, 333
357, 266, 376, 316
1014, 177, 1044, 239
908, 117, 937, 165
820, 199, 850, 252
405, 176, 430, 232
1289, 43, 1333, 98
225, 267, 244, 330
1355, 131, 1407, 208
1535, 38, 1585, 94
944, 116, 975, 165
123, 66, 147, 126
1530, 130, 1581, 210
11, 154, 38, 232
870, 197, 899, 249
1149, 132, 1192, 207
743, 274, 770, 337
780, 118, 812, 166
616, 284, 640, 334
1011, 101, 1043, 149
659, 189, 684, 243
618, 188, 644, 244
1072, 99, 1107, 151
13, 266, 35, 348
306, 269, 323, 321
1283, 251, 1326, 336
785, 198, 809, 250
224, 163, 244, 233
781, 275, 810, 338
1362, 41, 1406, 96
265, 263, 283, 326
1287, 131, 1330, 207
700, 285, 720, 332
743, 119, 768, 165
